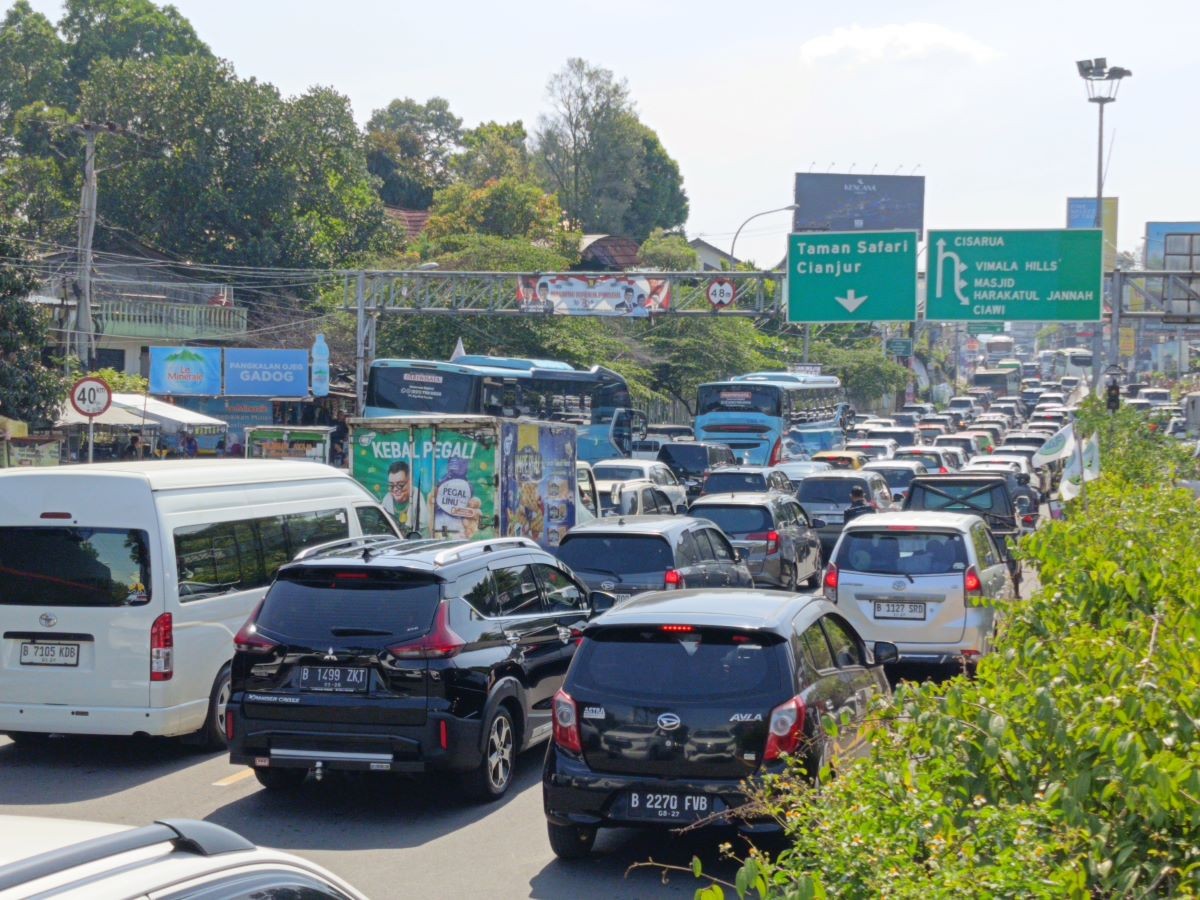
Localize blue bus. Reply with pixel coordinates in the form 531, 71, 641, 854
363, 356, 645, 463
694, 373, 846, 465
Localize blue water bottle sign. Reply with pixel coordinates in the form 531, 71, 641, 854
311, 333, 329, 397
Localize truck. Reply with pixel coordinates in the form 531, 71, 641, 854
349, 415, 581, 550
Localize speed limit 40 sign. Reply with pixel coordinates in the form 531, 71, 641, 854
706, 278, 736, 308
70, 376, 112, 418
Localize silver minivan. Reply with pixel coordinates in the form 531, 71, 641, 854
822, 511, 1014, 671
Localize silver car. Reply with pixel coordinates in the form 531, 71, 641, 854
689, 492, 824, 590
823, 511, 1015, 671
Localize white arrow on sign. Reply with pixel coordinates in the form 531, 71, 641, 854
835, 289, 868, 314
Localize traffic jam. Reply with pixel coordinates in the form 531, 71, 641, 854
0, 349, 1095, 895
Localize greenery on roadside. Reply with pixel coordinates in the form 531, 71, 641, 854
686, 405, 1200, 897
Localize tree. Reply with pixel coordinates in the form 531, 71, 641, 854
622, 124, 687, 241
0, 1, 69, 134
451, 120, 530, 187
366, 97, 462, 209
58, 0, 208, 88
638, 229, 697, 270
424, 177, 578, 258
0, 224, 68, 425
809, 342, 910, 407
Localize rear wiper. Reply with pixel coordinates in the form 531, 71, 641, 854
329, 627, 393, 637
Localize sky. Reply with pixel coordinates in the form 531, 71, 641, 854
25, 0, 1200, 269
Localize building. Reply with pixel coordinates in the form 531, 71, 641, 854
688, 238, 740, 272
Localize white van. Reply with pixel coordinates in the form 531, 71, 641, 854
0, 460, 398, 747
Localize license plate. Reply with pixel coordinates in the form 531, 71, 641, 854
822, 514, 843, 524
874, 601, 926, 620
626, 790, 714, 821
614, 593, 631, 602
20, 642, 80, 667
298, 666, 368, 692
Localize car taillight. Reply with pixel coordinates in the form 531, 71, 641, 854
763, 696, 807, 762
553, 689, 582, 754
768, 438, 782, 466
964, 566, 983, 605
1022, 514, 1034, 525
234, 600, 276, 654
822, 563, 838, 601
664, 569, 684, 589
224, 708, 235, 742
150, 612, 173, 681
388, 604, 465, 659
747, 530, 781, 554
939, 466, 948, 474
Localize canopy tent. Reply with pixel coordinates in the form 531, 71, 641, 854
56, 405, 160, 430
110, 393, 227, 436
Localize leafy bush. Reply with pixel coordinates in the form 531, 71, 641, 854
691, 410, 1200, 898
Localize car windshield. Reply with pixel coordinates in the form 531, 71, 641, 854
869, 467, 920, 488
835, 531, 969, 575
689, 505, 772, 536
556, 535, 673, 574
571, 628, 783, 701
703, 471, 767, 493
0, 527, 152, 607
797, 478, 865, 504
896, 452, 941, 469
593, 465, 646, 482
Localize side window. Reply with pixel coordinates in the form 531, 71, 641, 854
822, 616, 865, 668
773, 473, 791, 493
356, 505, 399, 537
775, 501, 795, 527
791, 501, 811, 527
676, 531, 701, 567
656, 465, 679, 486
534, 563, 585, 612
799, 624, 836, 671
691, 527, 718, 561
458, 568, 498, 617
706, 528, 735, 562
175, 519, 266, 601
491, 564, 543, 616
652, 489, 673, 512
259, 517, 290, 577
578, 468, 597, 516
973, 524, 999, 567
640, 487, 657, 512
285, 508, 350, 556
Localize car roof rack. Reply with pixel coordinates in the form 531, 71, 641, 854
292, 534, 411, 561
0, 819, 254, 892
431, 537, 540, 566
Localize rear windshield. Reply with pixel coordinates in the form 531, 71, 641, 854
690, 505, 771, 535
869, 467, 920, 488
797, 478, 866, 504
703, 471, 767, 493
257, 570, 440, 642
658, 444, 709, 474
0, 527, 151, 607
572, 628, 784, 701
557, 535, 673, 574
909, 483, 1005, 513
896, 452, 942, 469
836, 531, 968, 575
593, 465, 647, 482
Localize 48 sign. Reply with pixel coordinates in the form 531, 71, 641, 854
706, 278, 736, 308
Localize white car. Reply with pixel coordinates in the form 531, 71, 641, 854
823, 512, 1015, 671
0, 816, 367, 899
844, 438, 900, 461
591, 459, 687, 513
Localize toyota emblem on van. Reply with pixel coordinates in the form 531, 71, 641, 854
39, 613, 56, 628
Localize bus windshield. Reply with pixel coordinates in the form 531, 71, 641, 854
366, 368, 477, 414
696, 384, 780, 416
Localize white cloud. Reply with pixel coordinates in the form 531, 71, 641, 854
798, 23, 1001, 66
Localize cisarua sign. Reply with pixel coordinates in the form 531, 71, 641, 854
786, 230, 918, 323
926, 229, 1103, 322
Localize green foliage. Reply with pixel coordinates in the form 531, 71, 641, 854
638, 229, 698, 271
421, 233, 577, 272
623, 123, 688, 241
366, 96, 462, 209
59, 0, 208, 86
0, 224, 68, 425
0, 1, 70, 130
66, 361, 146, 393
451, 120, 530, 187
809, 340, 911, 406
699, 411, 1200, 897
425, 176, 578, 258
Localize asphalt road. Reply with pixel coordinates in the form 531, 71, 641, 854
0, 733, 749, 898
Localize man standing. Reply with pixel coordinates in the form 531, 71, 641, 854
843, 485, 876, 523
121, 434, 143, 460
181, 431, 199, 458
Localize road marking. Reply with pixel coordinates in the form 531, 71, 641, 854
213, 768, 256, 787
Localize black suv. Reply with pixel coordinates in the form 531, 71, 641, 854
555, 516, 753, 602
657, 442, 737, 499
227, 536, 614, 801
542, 590, 896, 858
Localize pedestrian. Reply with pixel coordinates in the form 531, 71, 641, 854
120, 434, 143, 460
181, 431, 198, 458
843, 485, 876, 523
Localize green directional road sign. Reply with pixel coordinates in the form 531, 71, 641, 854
967, 323, 997, 336
786, 230, 918, 323
926, 229, 1103, 322
885, 337, 913, 356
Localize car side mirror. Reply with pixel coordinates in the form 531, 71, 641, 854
810, 518, 827, 529
872, 641, 900, 666
735, 547, 750, 563
588, 591, 617, 616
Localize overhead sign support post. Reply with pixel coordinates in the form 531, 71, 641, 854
785, 231, 919, 324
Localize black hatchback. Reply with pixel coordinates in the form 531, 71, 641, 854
542, 590, 895, 858
227, 536, 614, 801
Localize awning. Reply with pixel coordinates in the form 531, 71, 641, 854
110, 393, 227, 436
57, 405, 160, 429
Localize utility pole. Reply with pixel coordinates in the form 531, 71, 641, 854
73, 123, 100, 367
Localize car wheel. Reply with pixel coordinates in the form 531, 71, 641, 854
190, 663, 232, 750
253, 766, 307, 790
5, 731, 50, 747
547, 821, 597, 859
464, 706, 516, 801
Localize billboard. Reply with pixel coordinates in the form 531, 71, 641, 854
149, 347, 221, 396
223, 348, 309, 397
1067, 197, 1118, 270
516, 274, 670, 316
1145, 221, 1200, 269
792, 173, 925, 232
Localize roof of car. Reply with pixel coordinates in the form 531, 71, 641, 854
910, 472, 1009, 484
846, 439, 899, 447
280, 536, 549, 574
704, 465, 780, 474
565, 515, 700, 536
689, 492, 789, 508
863, 460, 927, 472
812, 450, 868, 460
0, 459, 357, 492
841, 510, 983, 532
590, 589, 825, 631
799, 469, 880, 480
593, 459, 656, 469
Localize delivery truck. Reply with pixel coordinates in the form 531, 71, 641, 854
349, 415, 580, 550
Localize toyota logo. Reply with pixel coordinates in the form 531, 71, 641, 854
892, 580, 907, 592
600, 581, 615, 591
657, 712, 681, 731
39, 613, 56, 628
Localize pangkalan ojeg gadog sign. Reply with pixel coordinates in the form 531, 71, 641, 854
223, 349, 310, 397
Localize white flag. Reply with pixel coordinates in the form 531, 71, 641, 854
450, 337, 466, 361
1060, 448, 1084, 500
1033, 423, 1076, 467
1082, 434, 1101, 482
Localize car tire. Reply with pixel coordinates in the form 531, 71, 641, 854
253, 766, 307, 790
547, 821, 597, 859
5, 731, 50, 747
189, 663, 232, 750
463, 706, 516, 801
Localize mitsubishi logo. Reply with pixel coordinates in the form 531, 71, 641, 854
322, 648, 338, 662
39, 613, 57, 628
657, 712, 681, 731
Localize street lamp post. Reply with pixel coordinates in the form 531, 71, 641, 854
728, 203, 799, 269
1076, 57, 1131, 380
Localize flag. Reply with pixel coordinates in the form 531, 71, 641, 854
1082, 433, 1100, 482
1033, 423, 1076, 467
450, 337, 466, 361
1060, 448, 1083, 500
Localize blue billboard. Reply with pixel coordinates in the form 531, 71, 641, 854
793, 173, 925, 233
224, 348, 309, 397
149, 347, 221, 396
1145, 221, 1200, 269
